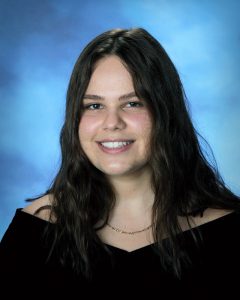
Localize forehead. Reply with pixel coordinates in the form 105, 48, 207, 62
93, 55, 127, 72
86, 55, 134, 94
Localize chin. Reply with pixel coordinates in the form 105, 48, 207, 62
102, 169, 130, 177
100, 166, 146, 178
97, 165, 131, 176
97, 160, 150, 175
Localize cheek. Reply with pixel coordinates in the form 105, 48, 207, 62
78, 116, 99, 142
129, 113, 152, 136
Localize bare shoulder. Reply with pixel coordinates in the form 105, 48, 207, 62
180, 208, 234, 231
194, 208, 234, 226
22, 194, 54, 222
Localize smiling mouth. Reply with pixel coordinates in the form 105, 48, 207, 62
98, 140, 134, 149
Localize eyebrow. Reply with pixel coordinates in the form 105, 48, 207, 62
83, 92, 137, 101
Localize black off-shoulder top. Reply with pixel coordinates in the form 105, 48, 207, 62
1, 209, 240, 299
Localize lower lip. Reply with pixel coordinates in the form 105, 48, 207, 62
97, 142, 134, 154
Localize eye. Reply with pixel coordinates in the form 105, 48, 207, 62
83, 103, 103, 110
126, 101, 144, 108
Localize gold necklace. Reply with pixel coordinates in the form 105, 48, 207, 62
106, 223, 153, 235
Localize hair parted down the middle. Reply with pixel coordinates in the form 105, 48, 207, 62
35, 27, 240, 279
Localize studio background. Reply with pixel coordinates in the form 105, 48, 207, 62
0, 0, 239, 240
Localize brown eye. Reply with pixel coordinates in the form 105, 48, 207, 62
84, 103, 103, 110
126, 101, 144, 108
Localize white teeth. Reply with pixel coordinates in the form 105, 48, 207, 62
100, 141, 132, 149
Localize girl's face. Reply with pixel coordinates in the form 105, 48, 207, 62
78, 55, 152, 179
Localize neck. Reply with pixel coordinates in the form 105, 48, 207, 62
110, 168, 153, 204
107, 168, 154, 227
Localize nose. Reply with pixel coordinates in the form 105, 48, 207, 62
102, 108, 126, 131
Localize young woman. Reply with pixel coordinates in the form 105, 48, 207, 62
1, 28, 240, 298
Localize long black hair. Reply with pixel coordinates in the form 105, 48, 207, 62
37, 28, 240, 278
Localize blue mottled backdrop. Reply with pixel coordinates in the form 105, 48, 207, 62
0, 0, 239, 239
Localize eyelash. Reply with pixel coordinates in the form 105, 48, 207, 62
83, 101, 144, 110
126, 101, 144, 108
84, 103, 103, 110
